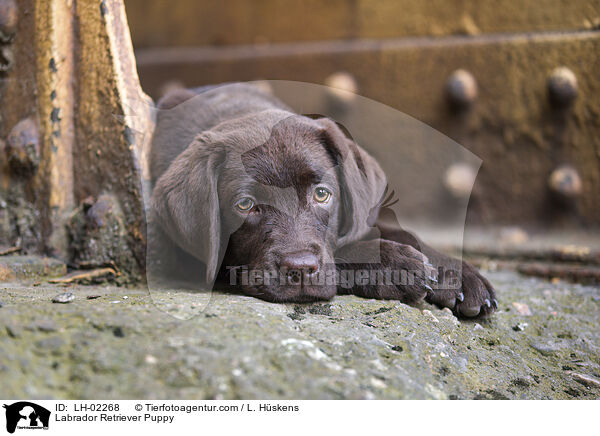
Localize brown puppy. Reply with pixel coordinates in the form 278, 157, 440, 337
149, 83, 496, 318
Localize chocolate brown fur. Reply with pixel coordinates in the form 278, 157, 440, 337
149, 83, 496, 318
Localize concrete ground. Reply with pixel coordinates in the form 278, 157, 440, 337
1, 267, 599, 399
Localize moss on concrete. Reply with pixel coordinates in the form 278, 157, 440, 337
0, 270, 598, 399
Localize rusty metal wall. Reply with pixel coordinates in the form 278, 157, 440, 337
0, 0, 152, 278
125, 0, 600, 46
128, 0, 600, 227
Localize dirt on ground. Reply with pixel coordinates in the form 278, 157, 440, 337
1, 267, 599, 399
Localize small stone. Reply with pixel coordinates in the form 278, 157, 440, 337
512, 323, 528, 331
511, 302, 532, 316
52, 292, 74, 304
370, 377, 387, 389
567, 372, 600, 388
530, 341, 560, 356
422, 309, 439, 323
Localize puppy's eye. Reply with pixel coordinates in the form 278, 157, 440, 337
235, 197, 255, 212
313, 187, 332, 204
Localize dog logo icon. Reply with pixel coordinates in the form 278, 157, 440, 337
2, 402, 50, 434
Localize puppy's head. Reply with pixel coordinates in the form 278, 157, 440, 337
151, 112, 386, 302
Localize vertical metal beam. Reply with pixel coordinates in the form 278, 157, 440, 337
1, 0, 153, 276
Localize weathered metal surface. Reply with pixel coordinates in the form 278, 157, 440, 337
466, 245, 600, 266
517, 263, 600, 285
0, 0, 153, 278
71, 0, 153, 277
0, 254, 66, 281
135, 31, 600, 226
4, 117, 40, 177
125, 0, 600, 48
0, 0, 18, 42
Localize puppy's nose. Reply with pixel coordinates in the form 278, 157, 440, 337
279, 251, 320, 275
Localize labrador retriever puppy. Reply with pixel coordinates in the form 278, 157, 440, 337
149, 83, 496, 318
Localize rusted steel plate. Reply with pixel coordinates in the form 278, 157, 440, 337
125, 0, 600, 48
0, 255, 66, 282
517, 262, 600, 284
136, 31, 600, 226
1, 0, 153, 278
465, 245, 600, 266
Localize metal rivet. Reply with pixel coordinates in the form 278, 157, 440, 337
251, 80, 274, 96
446, 69, 478, 109
548, 165, 582, 198
0, 0, 18, 42
6, 117, 40, 177
444, 163, 477, 198
325, 71, 358, 108
0, 45, 13, 73
547, 67, 578, 107
157, 80, 185, 99
85, 194, 117, 229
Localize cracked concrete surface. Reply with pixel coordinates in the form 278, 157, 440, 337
0, 270, 599, 399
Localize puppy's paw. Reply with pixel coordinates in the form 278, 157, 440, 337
455, 262, 497, 318
379, 243, 437, 304
393, 244, 438, 285
386, 255, 432, 304
426, 261, 496, 318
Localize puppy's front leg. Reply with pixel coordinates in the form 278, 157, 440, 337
376, 222, 497, 318
334, 239, 436, 305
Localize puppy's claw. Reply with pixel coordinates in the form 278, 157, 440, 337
492, 299, 499, 309
457, 292, 464, 302
424, 284, 433, 291
484, 299, 491, 308
428, 276, 438, 283
425, 262, 433, 268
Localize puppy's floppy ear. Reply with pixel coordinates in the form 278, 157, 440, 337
150, 133, 225, 284
315, 118, 387, 245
